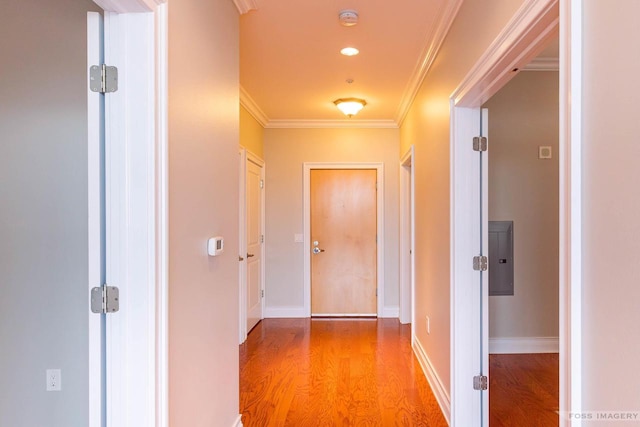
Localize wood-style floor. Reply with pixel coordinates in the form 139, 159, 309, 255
240, 318, 448, 426
489, 353, 559, 427
240, 318, 559, 426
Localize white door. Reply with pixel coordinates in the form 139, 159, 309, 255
246, 154, 264, 332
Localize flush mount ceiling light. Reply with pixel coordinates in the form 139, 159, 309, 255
340, 47, 360, 56
338, 9, 359, 26
334, 98, 367, 117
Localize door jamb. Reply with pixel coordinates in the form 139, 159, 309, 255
303, 163, 385, 317
90, 1, 168, 426
399, 147, 415, 332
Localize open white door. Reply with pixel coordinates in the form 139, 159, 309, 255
245, 152, 265, 332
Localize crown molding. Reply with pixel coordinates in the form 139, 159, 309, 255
240, 86, 269, 127
522, 57, 559, 71
451, 0, 559, 107
265, 119, 399, 129
394, 0, 464, 127
233, 0, 257, 15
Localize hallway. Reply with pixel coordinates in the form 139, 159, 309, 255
240, 319, 448, 426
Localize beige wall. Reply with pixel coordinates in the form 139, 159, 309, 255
240, 105, 264, 158
582, 0, 640, 415
400, 0, 525, 396
168, 0, 240, 425
483, 71, 559, 340
263, 128, 400, 314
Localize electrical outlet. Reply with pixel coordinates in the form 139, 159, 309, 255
46, 369, 61, 392
426, 316, 431, 335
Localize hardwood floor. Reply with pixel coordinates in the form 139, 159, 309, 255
489, 353, 559, 427
240, 318, 448, 426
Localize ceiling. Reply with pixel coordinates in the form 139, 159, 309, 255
239, 0, 459, 127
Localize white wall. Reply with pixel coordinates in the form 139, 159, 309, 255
0, 1, 101, 425
483, 71, 559, 344
581, 0, 640, 416
167, 0, 241, 425
263, 128, 400, 316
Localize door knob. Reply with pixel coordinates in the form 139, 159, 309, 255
247, 253, 255, 258
239, 256, 244, 261
312, 247, 325, 254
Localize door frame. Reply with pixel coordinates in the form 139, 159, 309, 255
303, 163, 385, 318
89, 1, 168, 426
449, 0, 582, 425
239, 148, 265, 341
399, 147, 415, 331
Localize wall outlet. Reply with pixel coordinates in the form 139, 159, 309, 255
46, 369, 61, 392
426, 316, 431, 335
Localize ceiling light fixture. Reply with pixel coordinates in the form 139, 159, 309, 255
338, 9, 359, 26
333, 98, 367, 117
340, 47, 360, 56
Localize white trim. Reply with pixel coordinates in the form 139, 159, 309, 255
264, 306, 307, 318
399, 147, 415, 327
451, 0, 559, 107
489, 337, 560, 354
93, 0, 163, 13
154, 4, 169, 427
233, 0, 257, 15
87, 12, 103, 427
395, 0, 464, 126
240, 86, 268, 127
413, 339, 451, 424
382, 306, 400, 318
522, 57, 559, 71
449, 105, 483, 427
303, 163, 385, 318
266, 119, 398, 129
231, 414, 244, 427
104, 10, 157, 427
560, 0, 582, 424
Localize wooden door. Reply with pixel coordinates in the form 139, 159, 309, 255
310, 169, 377, 316
246, 156, 264, 331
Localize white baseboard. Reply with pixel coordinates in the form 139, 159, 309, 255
413, 339, 451, 424
382, 306, 400, 318
231, 414, 243, 427
263, 306, 306, 318
489, 336, 559, 354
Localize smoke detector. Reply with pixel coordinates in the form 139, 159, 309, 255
339, 10, 359, 27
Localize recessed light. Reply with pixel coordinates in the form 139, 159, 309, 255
341, 47, 360, 56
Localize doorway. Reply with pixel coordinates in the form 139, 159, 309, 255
303, 163, 385, 318
483, 65, 560, 425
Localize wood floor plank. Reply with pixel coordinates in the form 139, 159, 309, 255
240, 319, 448, 426
489, 353, 559, 427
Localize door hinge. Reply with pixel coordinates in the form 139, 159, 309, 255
261, 289, 264, 298
473, 136, 488, 152
260, 179, 264, 189
473, 375, 488, 390
473, 255, 488, 271
260, 235, 264, 243
91, 286, 120, 314
89, 64, 118, 94
376, 288, 378, 297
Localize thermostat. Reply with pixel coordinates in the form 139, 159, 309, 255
208, 237, 224, 256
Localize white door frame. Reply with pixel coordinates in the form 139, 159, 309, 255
239, 148, 265, 340
399, 147, 415, 330
89, 1, 168, 426
448, 0, 582, 425
303, 163, 385, 317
